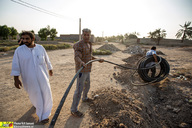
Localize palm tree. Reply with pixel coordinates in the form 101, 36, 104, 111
148, 31, 155, 40
148, 29, 166, 45
154, 28, 166, 45
176, 21, 192, 43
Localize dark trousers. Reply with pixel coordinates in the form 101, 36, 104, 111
146, 67, 156, 78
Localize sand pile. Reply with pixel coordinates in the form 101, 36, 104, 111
89, 87, 161, 128
123, 45, 144, 54
156, 50, 166, 55
97, 44, 120, 52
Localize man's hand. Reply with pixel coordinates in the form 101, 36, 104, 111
14, 76, 22, 89
92, 56, 96, 60
49, 70, 53, 76
82, 62, 86, 68
99, 59, 104, 63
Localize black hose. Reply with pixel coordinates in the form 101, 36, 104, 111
138, 55, 170, 82
49, 57, 169, 127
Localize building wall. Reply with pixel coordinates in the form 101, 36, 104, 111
60, 34, 95, 42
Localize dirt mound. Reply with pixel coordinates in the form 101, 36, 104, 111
151, 80, 192, 128
123, 45, 144, 54
97, 44, 121, 52
89, 87, 161, 128
156, 50, 166, 55
122, 45, 166, 56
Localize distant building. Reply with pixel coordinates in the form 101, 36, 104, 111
59, 34, 95, 42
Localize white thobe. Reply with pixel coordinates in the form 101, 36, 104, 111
11, 44, 53, 121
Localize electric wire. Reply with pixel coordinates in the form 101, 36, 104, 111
10, 0, 65, 18
18, 0, 64, 17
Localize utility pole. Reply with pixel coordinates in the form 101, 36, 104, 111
79, 18, 81, 41
102, 31, 104, 42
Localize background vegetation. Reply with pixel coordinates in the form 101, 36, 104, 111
0, 40, 71, 52
92, 49, 112, 55
0, 21, 191, 49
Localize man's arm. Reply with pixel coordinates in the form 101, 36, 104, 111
42, 46, 53, 70
42, 46, 53, 76
14, 76, 22, 89
74, 44, 85, 66
11, 49, 22, 89
153, 54, 158, 62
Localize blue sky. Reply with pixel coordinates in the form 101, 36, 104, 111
0, 0, 192, 39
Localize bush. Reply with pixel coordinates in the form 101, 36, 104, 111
0, 42, 71, 52
42, 43, 71, 50
0, 41, 18, 46
9, 45, 18, 50
42, 44, 57, 50
57, 43, 71, 49
0, 47, 10, 52
93, 49, 112, 55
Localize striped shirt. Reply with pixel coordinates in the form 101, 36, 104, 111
73, 40, 93, 73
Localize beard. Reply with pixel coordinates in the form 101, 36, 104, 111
24, 42, 32, 47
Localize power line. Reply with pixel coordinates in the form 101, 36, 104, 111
10, 0, 66, 19
18, 0, 65, 18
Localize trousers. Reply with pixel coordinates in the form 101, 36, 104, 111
71, 72, 90, 112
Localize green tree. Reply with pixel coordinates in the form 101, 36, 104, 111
38, 27, 49, 41
0, 25, 11, 40
10, 27, 18, 39
49, 28, 57, 40
104, 35, 115, 42
116, 34, 124, 43
148, 28, 166, 45
95, 37, 104, 42
175, 21, 192, 42
38, 25, 57, 41
46, 25, 51, 36
31, 30, 35, 34
124, 33, 129, 41
124, 32, 140, 41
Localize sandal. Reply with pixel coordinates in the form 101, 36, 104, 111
82, 98, 93, 102
71, 111, 84, 117
41, 118, 49, 123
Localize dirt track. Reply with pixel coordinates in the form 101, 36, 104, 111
0, 42, 192, 128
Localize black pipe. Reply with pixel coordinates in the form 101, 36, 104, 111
138, 56, 170, 82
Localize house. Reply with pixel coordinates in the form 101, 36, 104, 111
59, 34, 95, 42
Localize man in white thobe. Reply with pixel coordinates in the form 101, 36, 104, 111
11, 31, 53, 123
